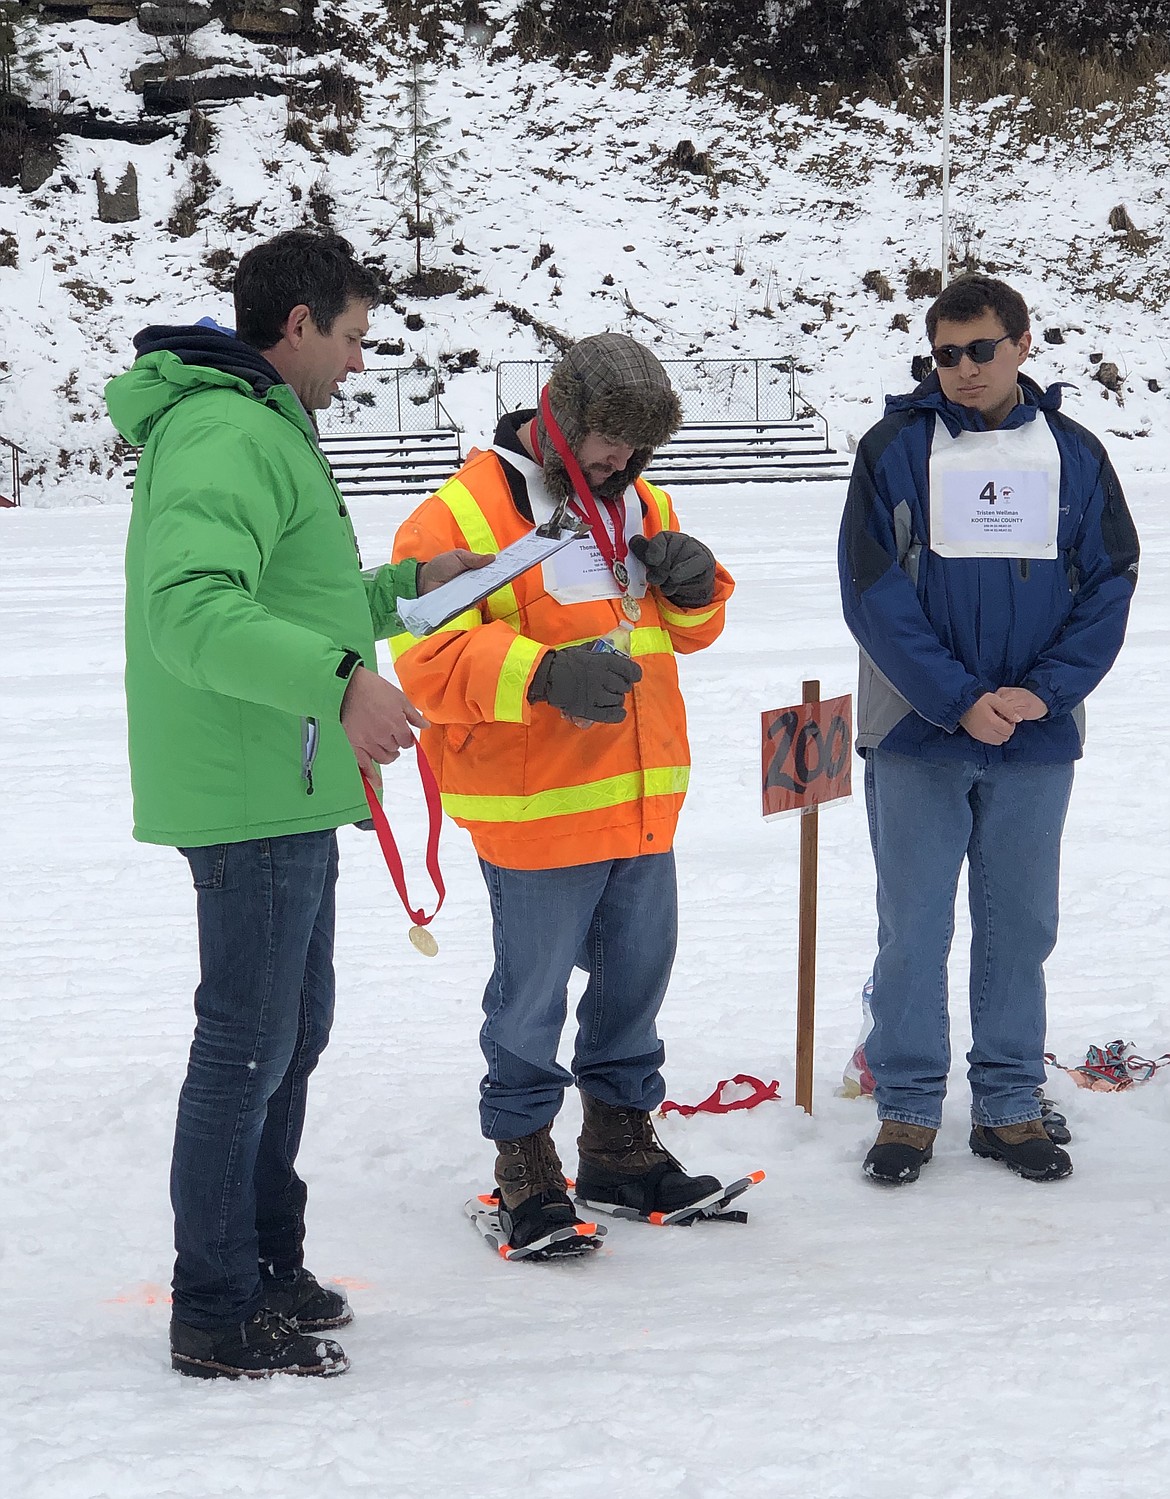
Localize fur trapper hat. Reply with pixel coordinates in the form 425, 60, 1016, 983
536, 332, 683, 500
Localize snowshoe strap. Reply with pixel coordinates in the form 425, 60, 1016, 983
658, 1075, 780, 1118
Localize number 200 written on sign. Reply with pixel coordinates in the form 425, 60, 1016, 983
760, 696, 853, 818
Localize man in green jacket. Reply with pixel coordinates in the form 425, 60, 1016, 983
106, 229, 485, 1380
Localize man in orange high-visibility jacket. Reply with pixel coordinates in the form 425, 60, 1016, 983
391, 334, 734, 1258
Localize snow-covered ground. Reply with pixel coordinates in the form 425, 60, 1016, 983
4, 461, 1169, 1497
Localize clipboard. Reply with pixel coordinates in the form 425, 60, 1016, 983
395, 518, 588, 637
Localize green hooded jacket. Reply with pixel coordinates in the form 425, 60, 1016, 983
106, 327, 419, 847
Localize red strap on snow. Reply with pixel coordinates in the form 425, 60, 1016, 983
658, 1075, 781, 1118
360, 746, 445, 927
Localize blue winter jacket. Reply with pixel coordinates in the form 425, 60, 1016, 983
839, 372, 1139, 763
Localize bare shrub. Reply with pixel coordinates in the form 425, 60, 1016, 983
863, 270, 894, 302
906, 266, 941, 300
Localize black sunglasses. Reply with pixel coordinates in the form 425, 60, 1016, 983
931, 333, 1014, 369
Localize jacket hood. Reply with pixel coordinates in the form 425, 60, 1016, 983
106, 320, 287, 446
884, 369, 1065, 434
535, 332, 683, 500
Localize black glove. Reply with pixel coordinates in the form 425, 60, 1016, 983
629, 530, 716, 609
527, 645, 643, 724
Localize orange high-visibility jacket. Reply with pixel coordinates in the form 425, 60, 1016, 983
390, 448, 734, 871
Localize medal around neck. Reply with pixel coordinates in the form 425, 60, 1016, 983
621, 594, 642, 621
409, 924, 439, 957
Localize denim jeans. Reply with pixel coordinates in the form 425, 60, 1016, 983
864, 749, 1074, 1130
478, 852, 676, 1140
171, 831, 338, 1329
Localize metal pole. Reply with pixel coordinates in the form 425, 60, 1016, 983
795, 678, 819, 1116
941, 0, 952, 287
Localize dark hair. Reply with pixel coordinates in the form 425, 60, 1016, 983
925, 274, 1030, 344
233, 230, 380, 350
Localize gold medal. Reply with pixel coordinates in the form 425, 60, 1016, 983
621, 593, 642, 622
408, 924, 439, 957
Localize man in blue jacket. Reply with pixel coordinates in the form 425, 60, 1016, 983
839, 274, 1138, 1186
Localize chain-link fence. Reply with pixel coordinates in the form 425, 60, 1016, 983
318, 366, 457, 435
495, 358, 799, 424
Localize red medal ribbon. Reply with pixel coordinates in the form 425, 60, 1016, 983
538, 386, 630, 580
360, 746, 445, 927
658, 1075, 781, 1118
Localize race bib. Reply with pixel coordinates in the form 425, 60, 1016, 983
928, 415, 1061, 560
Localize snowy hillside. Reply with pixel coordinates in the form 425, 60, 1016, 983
1, 2, 1169, 501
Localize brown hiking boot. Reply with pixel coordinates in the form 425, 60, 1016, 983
493, 1124, 584, 1250
862, 1121, 937, 1185
970, 1118, 1072, 1181
575, 1093, 722, 1217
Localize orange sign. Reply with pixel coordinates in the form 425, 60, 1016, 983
761, 695, 852, 817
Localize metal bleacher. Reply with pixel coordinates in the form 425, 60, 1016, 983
120, 365, 463, 502
317, 366, 462, 499
119, 357, 851, 501
496, 357, 851, 485
316, 426, 463, 499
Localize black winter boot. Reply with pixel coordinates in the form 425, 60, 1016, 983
170, 1308, 348, 1380
575, 1093, 722, 1217
494, 1124, 589, 1252
970, 1119, 1072, 1181
260, 1265, 353, 1331
863, 1121, 936, 1185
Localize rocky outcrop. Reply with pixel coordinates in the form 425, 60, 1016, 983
41, 1, 306, 33
142, 74, 285, 113
136, 1, 212, 34
227, 2, 307, 37
95, 164, 140, 223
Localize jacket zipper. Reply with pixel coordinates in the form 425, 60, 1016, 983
301, 716, 319, 796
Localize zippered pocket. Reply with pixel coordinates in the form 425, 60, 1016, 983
301, 716, 320, 796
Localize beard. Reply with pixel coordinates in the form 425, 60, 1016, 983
591, 466, 631, 499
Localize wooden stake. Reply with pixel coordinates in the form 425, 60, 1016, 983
795, 679, 819, 1115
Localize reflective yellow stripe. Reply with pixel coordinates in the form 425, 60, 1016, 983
437, 476, 500, 551
441, 766, 690, 824
557, 627, 674, 657
641, 480, 672, 531
657, 601, 719, 628
494, 635, 544, 723
389, 607, 482, 661
628, 627, 673, 657
438, 475, 520, 624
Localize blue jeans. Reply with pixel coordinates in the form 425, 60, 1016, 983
864, 750, 1074, 1130
478, 852, 676, 1140
171, 831, 338, 1329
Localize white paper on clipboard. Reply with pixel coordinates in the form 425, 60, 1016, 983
395, 525, 586, 637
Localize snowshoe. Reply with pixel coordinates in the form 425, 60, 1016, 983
464, 1191, 605, 1262
575, 1169, 765, 1226
575, 1092, 762, 1223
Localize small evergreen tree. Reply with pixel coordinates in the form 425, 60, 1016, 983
0, 1, 47, 100
374, 60, 467, 278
